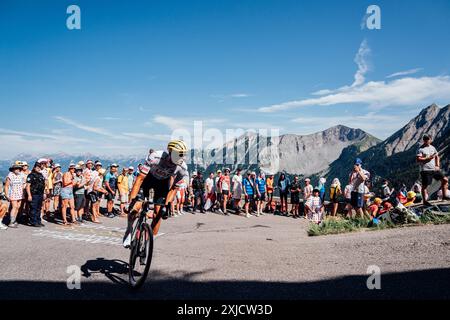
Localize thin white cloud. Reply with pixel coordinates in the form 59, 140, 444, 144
0, 134, 92, 158
360, 13, 369, 30
100, 117, 121, 121
210, 93, 253, 102
151, 115, 186, 131
352, 39, 371, 87
0, 128, 88, 142
387, 68, 423, 78
54, 116, 129, 140
259, 76, 450, 112
230, 93, 252, 98
122, 132, 170, 141
0, 123, 155, 158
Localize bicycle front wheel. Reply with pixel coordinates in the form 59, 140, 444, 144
129, 223, 154, 289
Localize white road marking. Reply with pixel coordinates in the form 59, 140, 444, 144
32, 229, 122, 246
154, 232, 166, 239
32, 228, 166, 246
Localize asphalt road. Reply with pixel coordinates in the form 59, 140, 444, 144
1, 210, 449, 300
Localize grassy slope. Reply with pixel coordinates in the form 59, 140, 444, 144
308, 213, 450, 237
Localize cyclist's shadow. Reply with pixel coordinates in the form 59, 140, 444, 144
81, 258, 129, 285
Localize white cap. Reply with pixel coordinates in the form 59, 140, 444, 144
37, 158, 48, 163
128, 166, 134, 170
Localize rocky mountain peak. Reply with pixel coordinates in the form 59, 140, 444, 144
383, 104, 450, 156
201, 125, 379, 176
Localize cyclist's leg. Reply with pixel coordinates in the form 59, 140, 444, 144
124, 174, 149, 242
150, 177, 171, 236
151, 204, 163, 235
124, 200, 142, 242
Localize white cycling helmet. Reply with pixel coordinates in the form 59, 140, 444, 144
167, 139, 188, 165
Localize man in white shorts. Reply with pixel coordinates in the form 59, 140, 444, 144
232, 168, 243, 214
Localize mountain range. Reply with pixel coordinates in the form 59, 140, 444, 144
1, 103, 449, 191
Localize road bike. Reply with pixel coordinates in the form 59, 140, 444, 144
128, 198, 155, 289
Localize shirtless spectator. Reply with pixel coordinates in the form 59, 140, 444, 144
265, 174, 274, 212
219, 168, 231, 215
61, 164, 77, 225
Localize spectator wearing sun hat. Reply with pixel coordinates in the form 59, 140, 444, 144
12, 161, 30, 223
3, 163, 25, 228
83, 160, 97, 216
126, 166, 135, 195
16, 161, 31, 186
73, 166, 87, 223
368, 197, 382, 218
302, 178, 313, 218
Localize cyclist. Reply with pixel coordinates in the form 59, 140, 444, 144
122, 139, 189, 248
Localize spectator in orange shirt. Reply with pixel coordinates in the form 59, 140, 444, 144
266, 174, 274, 212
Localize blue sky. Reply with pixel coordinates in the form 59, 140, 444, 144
1, 0, 450, 158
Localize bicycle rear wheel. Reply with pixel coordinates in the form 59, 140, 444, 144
129, 223, 153, 289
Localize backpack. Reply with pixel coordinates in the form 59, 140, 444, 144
192, 178, 203, 191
